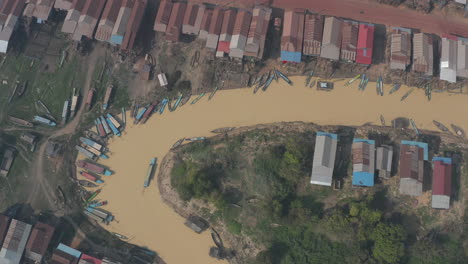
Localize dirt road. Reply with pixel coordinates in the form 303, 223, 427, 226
27, 46, 105, 210
191, 0, 468, 37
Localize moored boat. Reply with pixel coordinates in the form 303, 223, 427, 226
141, 103, 156, 124
34, 116, 56, 126
433, 120, 450, 133
400, 88, 414, 101
80, 137, 103, 151
191, 93, 205, 105
100, 116, 111, 135
451, 124, 465, 137
275, 70, 292, 85
144, 158, 157, 188
211, 127, 235, 133
76, 146, 95, 159
78, 180, 97, 188
410, 119, 420, 135
380, 115, 386, 126
79, 171, 104, 184
262, 74, 274, 92
169, 94, 183, 111
103, 85, 113, 110
76, 160, 112, 176
179, 94, 191, 106
186, 137, 206, 141
107, 113, 121, 129
159, 98, 169, 114
389, 83, 401, 94
171, 138, 185, 149
112, 233, 128, 240
305, 71, 314, 87
208, 86, 219, 100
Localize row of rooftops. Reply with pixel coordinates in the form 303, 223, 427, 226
0, 0, 147, 54
310, 133, 453, 210
280, 12, 374, 65
154, 1, 272, 59
0, 215, 120, 264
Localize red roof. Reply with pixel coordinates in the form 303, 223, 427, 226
80, 253, 102, 264
356, 23, 374, 65
200, 8, 212, 32
101, 0, 122, 22
183, 3, 198, 26
71, 0, 87, 12
82, 0, 106, 19
217, 41, 230, 53
432, 160, 452, 196
155, 0, 173, 26
232, 9, 251, 36
26, 222, 55, 258
399, 144, 424, 181
208, 7, 224, 35
0, 215, 10, 247
220, 9, 237, 35
165, 1, 186, 41
121, 0, 147, 50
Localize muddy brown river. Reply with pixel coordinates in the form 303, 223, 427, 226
82, 77, 467, 263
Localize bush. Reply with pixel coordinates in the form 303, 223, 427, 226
227, 220, 242, 235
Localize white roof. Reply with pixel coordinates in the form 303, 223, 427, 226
310, 134, 337, 186
158, 73, 168, 86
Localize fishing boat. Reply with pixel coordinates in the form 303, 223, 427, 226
80, 137, 104, 151
107, 113, 121, 128
95, 119, 106, 137
84, 145, 108, 159
262, 74, 275, 92
400, 88, 414, 101
376, 78, 381, 95
76, 146, 95, 159
70, 88, 79, 117
208, 86, 219, 100
186, 137, 206, 141
112, 233, 129, 240
86, 88, 95, 111
171, 138, 185, 149
379, 76, 384, 96
106, 117, 121, 137
389, 83, 401, 94
410, 119, 420, 135
305, 71, 314, 87
121, 107, 126, 125
179, 94, 191, 106
78, 180, 97, 188
144, 158, 157, 187
191, 93, 205, 104
62, 100, 69, 124
380, 115, 386, 126
159, 98, 169, 114
103, 85, 113, 110
360, 78, 369, 91
451, 124, 465, 137
134, 107, 147, 124
169, 94, 183, 111
309, 80, 316, 88
141, 103, 156, 124
85, 189, 101, 205
275, 70, 292, 85
100, 116, 111, 135
433, 120, 450, 133
425, 84, 432, 101
211, 127, 235, 133
251, 75, 261, 86
76, 160, 113, 176
8, 116, 33, 127
88, 200, 108, 208
273, 70, 278, 82
79, 171, 104, 184
345, 74, 361, 86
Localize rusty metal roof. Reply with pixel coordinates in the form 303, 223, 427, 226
165, 1, 186, 42
303, 13, 323, 56
121, 0, 147, 49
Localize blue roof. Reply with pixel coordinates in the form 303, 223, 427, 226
352, 171, 374, 186
432, 156, 452, 164
57, 243, 82, 258
317, 132, 338, 140
392, 26, 411, 33
280, 51, 302, 63
110, 35, 123, 45
353, 138, 375, 144
401, 140, 428, 160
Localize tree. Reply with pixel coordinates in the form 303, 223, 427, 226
371, 223, 406, 264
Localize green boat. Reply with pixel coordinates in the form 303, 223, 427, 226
208, 86, 219, 100
191, 93, 205, 104
400, 88, 414, 101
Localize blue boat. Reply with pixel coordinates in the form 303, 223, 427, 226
106, 118, 121, 136
135, 107, 147, 123
159, 98, 169, 114
262, 74, 274, 91
76, 146, 95, 159
144, 158, 157, 187
100, 116, 111, 134
33, 115, 56, 126
186, 137, 206, 141
79, 137, 103, 151
275, 70, 293, 85
169, 95, 183, 112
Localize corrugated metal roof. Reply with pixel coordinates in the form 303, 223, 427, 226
220, 9, 236, 37
110, 0, 133, 44
24, 222, 55, 262
280, 50, 301, 62
183, 3, 198, 27
165, 1, 186, 42
245, 5, 271, 58
432, 157, 452, 196
24, 0, 54, 21
232, 9, 251, 36
0, 219, 32, 264
281, 10, 304, 56
95, 0, 123, 41
54, 0, 73, 10
321, 16, 342, 60
310, 132, 338, 186
340, 21, 358, 61
440, 37, 458, 83
182, 3, 204, 35
51, 248, 79, 264
208, 7, 223, 35
356, 23, 374, 65
352, 139, 375, 187
457, 39, 468, 78
376, 145, 392, 179
390, 30, 411, 70
154, 0, 172, 32
198, 8, 212, 39
399, 143, 425, 196
121, 0, 146, 50
0, 215, 10, 248
303, 13, 323, 56
79, 253, 102, 264
412, 33, 433, 76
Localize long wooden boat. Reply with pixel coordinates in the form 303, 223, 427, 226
433, 120, 450, 133
211, 127, 235, 133
400, 88, 414, 101
275, 70, 292, 85
171, 138, 185, 149
389, 83, 401, 94
208, 86, 219, 100
78, 180, 97, 188
380, 115, 386, 126
8, 116, 33, 127
191, 93, 205, 104
451, 124, 465, 137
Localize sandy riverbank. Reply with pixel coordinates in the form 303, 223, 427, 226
83, 76, 467, 264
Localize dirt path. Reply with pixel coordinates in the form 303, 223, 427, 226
192, 0, 468, 37
27, 46, 105, 210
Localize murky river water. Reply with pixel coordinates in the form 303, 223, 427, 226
84, 77, 467, 264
